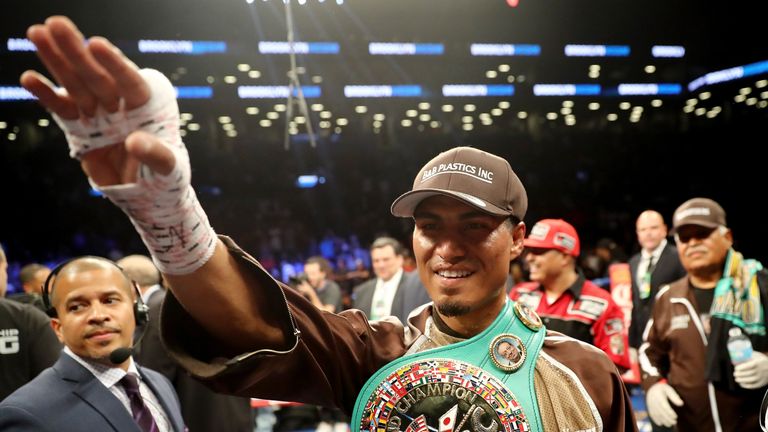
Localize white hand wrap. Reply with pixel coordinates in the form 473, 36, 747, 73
74, 69, 216, 275
53, 69, 180, 160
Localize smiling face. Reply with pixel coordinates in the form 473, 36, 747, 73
525, 248, 570, 283
50, 262, 136, 367
412, 196, 524, 331
371, 245, 404, 282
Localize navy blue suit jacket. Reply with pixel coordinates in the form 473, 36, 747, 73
0, 352, 185, 432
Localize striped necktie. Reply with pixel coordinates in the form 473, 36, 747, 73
120, 374, 159, 432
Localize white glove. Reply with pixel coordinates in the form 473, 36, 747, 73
734, 351, 768, 389
646, 381, 684, 427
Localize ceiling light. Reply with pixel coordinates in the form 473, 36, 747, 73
699, 92, 711, 100
739, 87, 752, 95
462, 116, 473, 123
491, 108, 503, 116
224, 76, 237, 84
274, 104, 287, 112
560, 107, 572, 115
355, 105, 367, 113
320, 111, 332, 119
401, 119, 413, 127
651, 99, 663, 107
498, 101, 511, 109
486, 70, 498, 79
248, 70, 261, 79
606, 113, 618, 121
246, 107, 260, 115
218, 116, 232, 124
462, 124, 473, 131
336, 118, 348, 126
588, 102, 600, 111
187, 123, 200, 131
38, 119, 50, 127
644, 65, 656, 74
546, 112, 557, 120
464, 104, 476, 112
267, 112, 279, 119
418, 102, 430, 110
619, 102, 631, 110
373, 114, 386, 121
442, 105, 454, 112
498, 64, 511, 72
311, 104, 324, 111
237, 64, 250, 72
406, 110, 418, 117
562, 100, 574, 108
517, 111, 528, 119
419, 114, 431, 121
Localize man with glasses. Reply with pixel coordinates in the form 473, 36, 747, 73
640, 198, 768, 431
510, 219, 631, 370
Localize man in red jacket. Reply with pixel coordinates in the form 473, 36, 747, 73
510, 218, 631, 370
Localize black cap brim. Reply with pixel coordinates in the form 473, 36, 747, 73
390, 188, 512, 217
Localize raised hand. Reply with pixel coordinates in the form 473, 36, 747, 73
20, 16, 174, 186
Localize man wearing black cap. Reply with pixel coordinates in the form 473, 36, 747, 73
20, 17, 637, 431
640, 197, 768, 431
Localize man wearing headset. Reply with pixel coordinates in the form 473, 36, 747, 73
0, 256, 185, 432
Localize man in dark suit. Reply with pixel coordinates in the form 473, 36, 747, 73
0, 256, 185, 431
628, 210, 686, 350
353, 237, 431, 323
118, 255, 254, 432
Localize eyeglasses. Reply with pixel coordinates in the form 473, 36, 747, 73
674, 226, 718, 244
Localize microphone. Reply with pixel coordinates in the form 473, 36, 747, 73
109, 311, 150, 365
110, 347, 133, 364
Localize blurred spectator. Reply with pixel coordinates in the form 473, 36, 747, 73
0, 243, 62, 401
7, 263, 50, 311
352, 237, 430, 323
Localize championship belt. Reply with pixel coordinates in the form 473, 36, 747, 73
352, 301, 546, 432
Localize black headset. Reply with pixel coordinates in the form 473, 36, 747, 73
42, 255, 149, 326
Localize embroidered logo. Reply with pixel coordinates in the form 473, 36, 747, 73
670, 314, 690, 331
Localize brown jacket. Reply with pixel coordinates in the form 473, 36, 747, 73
639, 276, 766, 431
160, 236, 637, 431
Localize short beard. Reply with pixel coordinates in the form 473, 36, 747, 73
436, 301, 471, 317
